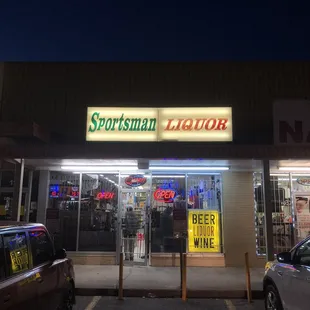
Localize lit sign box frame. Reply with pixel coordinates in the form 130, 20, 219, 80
86, 107, 233, 142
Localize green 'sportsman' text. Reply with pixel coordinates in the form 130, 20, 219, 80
88, 112, 157, 132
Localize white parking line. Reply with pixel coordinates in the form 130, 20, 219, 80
84, 296, 101, 310
225, 299, 236, 310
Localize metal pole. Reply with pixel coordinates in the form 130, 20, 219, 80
289, 172, 297, 244
118, 252, 124, 300
263, 160, 274, 261
76, 173, 82, 251
116, 172, 121, 265
245, 252, 252, 303
25, 170, 33, 222
181, 253, 187, 301
180, 237, 184, 290
16, 159, 25, 222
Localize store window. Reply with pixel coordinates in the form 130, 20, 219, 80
3, 232, 29, 276
47, 172, 80, 251
187, 174, 222, 210
151, 175, 186, 253
187, 174, 222, 253
1, 170, 15, 188
254, 173, 294, 256
79, 173, 118, 251
291, 174, 310, 243
0, 193, 26, 221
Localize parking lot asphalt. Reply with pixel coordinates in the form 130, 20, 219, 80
75, 296, 265, 310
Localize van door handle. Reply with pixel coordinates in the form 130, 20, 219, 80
4, 294, 11, 302
36, 277, 44, 283
306, 277, 310, 281
277, 271, 283, 276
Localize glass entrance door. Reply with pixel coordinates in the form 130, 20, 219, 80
119, 189, 150, 265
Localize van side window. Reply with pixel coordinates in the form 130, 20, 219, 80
3, 232, 29, 276
0, 236, 5, 280
29, 231, 54, 266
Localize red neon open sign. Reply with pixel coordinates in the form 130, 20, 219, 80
153, 189, 176, 203
96, 192, 115, 200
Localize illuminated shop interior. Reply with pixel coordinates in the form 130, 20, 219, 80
3, 159, 256, 264
4, 158, 310, 265
254, 160, 310, 256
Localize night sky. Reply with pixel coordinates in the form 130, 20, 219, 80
0, 0, 309, 61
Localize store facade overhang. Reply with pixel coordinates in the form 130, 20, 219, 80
0, 121, 50, 143
3, 143, 310, 159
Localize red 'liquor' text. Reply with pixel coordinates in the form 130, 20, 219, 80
164, 118, 228, 131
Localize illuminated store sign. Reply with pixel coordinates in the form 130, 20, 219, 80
49, 185, 79, 198
297, 178, 310, 186
86, 107, 232, 142
96, 192, 115, 200
125, 175, 147, 187
153, 189, 176, 203
188, 210, 220, 253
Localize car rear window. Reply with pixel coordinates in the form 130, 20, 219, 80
3, 232, 29, 276
29, 230, 54, 266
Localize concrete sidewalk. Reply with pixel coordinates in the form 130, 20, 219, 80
74, 265, 265, 299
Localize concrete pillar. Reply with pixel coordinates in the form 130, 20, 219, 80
24, 170, 33, 222
12, 159, 25, 221
222, 171, 264, 267
263, 160, 274, 261
37, 170, 50, 224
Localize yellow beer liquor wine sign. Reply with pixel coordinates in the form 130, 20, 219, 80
10, 246, 29, 274
188, 210, 220, 253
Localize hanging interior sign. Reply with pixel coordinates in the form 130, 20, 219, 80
125, 175, 147, 187
153, 189, 176, 203
49, 185, 79, 198
297, 178, 310, 186
96, 192, 115, 200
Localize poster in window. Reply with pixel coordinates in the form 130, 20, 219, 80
188, 210, 220, 253
295, 194, 310, 241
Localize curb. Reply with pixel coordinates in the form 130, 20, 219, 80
75, 288, 264, 299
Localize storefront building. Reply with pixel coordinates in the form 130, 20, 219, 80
1, 62, 310, 268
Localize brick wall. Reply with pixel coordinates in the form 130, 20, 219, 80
2, 62, 310, 144
222, 171, 265, 267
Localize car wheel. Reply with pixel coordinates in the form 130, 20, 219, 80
265, 284, 283, 310
61, 282, 75, 310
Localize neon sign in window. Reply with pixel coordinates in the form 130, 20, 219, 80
96, 192, 115, 200
153, 189, 176, 203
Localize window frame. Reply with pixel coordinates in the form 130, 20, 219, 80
28, 228, 55, 267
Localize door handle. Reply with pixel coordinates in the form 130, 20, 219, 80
4, 294, 11, 302
277, 271, 283, 276
36, 277, 44, 283
306, 277, 310, 281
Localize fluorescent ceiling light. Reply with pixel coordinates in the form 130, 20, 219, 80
152, 175, 185, 178
278, 167, 310, 171
61, 165, 137, 171
64, 162, 137, 166
270, 173, 290, 176
150, 166, 229, 171
187, 173, 221, 175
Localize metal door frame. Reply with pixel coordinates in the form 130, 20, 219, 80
117, 188, 151, 266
